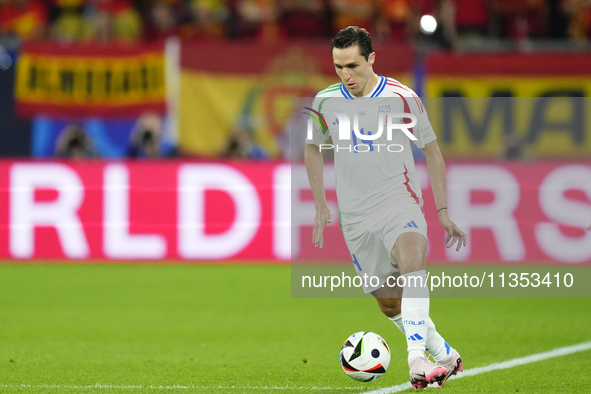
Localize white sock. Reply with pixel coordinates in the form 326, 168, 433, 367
389, 313, 449, 362
389, 313, 405, 335
426, 317, 449, 362
401, 270, 429, 361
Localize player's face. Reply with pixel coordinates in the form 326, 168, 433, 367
332, 45, 376, 97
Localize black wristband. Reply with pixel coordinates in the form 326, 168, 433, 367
437, 207, 447, 213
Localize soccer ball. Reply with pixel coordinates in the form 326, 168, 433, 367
340, 331, 391, 382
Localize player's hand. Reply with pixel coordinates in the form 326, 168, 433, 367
438, 210, 467, 251
313, 204, 332, 249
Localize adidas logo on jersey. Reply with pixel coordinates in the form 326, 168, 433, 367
408, 333, 424, 341
403, 221, 419, 229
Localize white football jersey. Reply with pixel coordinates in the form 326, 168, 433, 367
305, 76, 437, 224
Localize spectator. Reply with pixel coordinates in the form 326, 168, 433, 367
88, 0, 142, 43
50, 0, 142, 44
0, 0, 48, 41
278, 0, 330, 38
376, 0, 455, 47
494, 0, 548, 40
376, 0, 419, 41
453, 0, 489, 39
182, 0, 229, 40
235, 0, 281, 42
563, 0, 591, 41
427, 0, 457, 48
330, 0, 376, 34
49, 0, 84, 43
54, 124, 98, 159
221, 126, 269, 159
143, 1, 181, 41
127, 113, 178, 158
84, 7, 115, 42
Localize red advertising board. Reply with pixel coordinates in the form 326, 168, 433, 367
0, 160, 589, 263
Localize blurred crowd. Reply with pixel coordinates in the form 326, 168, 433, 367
53, 116, 267, 160
3, 0, 585, 162
54, 113, 179, 160
0, 0, 590, 47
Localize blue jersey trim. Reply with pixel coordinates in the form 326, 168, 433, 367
340, 83, 353, 99
371, 76, 386, 97
340, 76, 385, 99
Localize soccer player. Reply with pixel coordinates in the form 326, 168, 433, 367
304, 26, 467, 389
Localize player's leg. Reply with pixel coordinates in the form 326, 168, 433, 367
342, 224, 389, 295
392, 232, 461, 388
344, 224, 449, 380
373, 283, 453, 366
372, 274, 449, 362
372, 277, 405, 336
371, 276, 402, 317
372, 284, 404, 341
374, 295, 401, 318
391, 232, 448, 388
372, 287, 409, 359
373, 284, 461, 389
392, 231, 430, 361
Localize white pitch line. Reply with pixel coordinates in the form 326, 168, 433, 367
364, 340, 591, 394
2, 341, 590, 393
0, 383, 361, 391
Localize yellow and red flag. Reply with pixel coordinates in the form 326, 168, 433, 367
178, 42, 414, 157
15, 42, 167, 117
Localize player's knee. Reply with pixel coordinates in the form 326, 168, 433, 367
377, 298, 401, 318
406, 257, 426, 273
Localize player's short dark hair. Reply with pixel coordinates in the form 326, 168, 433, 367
331, 26, 373, 61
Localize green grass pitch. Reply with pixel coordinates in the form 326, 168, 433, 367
0, 263, 590, 393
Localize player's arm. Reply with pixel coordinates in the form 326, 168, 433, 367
420, 140, 467, 251
304, 143, 332, 249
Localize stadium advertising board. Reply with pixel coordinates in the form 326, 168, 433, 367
15, 43, 167, 117
425, 53, 591, 158
0, 160, 589, 263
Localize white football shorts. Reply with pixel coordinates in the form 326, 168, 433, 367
341, 198, 428, 293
